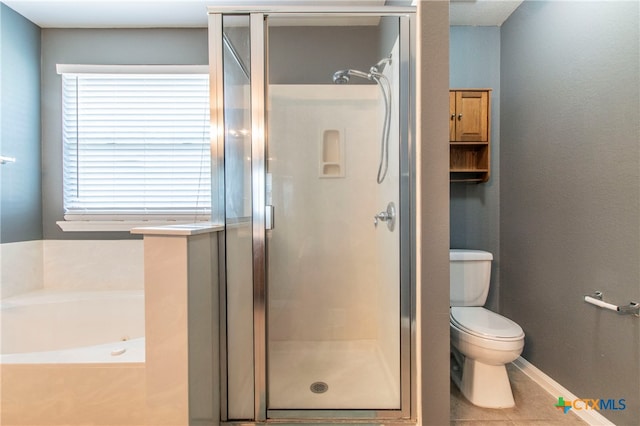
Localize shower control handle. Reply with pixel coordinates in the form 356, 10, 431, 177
373, 202, 396, 231
374, 211, 391, 225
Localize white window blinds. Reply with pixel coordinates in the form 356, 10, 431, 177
61, 72, 211, 221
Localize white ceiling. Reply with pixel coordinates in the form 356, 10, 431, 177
1, 0, 523, 28
450, 0, 523, 26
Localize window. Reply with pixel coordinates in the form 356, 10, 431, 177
59, 66, 211, 230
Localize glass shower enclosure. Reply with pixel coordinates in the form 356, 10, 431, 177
208, 6, 416, 423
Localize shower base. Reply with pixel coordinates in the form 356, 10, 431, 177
268, 339, 400, 410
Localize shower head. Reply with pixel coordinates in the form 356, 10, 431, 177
332, 69, 371, 84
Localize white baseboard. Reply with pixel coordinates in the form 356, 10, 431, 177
512, 357, 615, 426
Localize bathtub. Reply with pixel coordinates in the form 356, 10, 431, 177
1, 289, 147, 425
1, 289, 145, 363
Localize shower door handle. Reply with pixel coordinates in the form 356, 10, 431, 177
265, 205, 274, 230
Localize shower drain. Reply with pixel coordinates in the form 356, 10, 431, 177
310, 381, 329, 394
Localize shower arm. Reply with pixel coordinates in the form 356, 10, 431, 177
371, 55, 392, 74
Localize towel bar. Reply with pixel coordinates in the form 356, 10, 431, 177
584, 291, 639, 316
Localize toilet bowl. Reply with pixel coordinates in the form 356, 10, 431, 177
449, 250, 525, 408
450, 307, 524, 408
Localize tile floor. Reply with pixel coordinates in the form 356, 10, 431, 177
451, 363, 587, 425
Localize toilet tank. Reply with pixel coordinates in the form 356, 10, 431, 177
450, 249, 493, 307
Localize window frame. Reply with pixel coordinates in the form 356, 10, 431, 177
56, 64, 212, 232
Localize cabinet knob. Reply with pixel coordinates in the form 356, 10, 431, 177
458, 113, 463, 120
450, 114, 455, 120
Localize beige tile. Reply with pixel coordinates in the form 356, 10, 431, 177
506, 364, 584, 424
450, 379, 516, 422
451, 363, 587, 425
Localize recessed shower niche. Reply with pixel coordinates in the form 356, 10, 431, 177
319, 129, 345, 178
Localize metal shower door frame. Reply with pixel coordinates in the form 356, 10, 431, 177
209, 6, 416, 423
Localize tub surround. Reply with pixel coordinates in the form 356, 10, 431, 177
1, 363, 147, 425
43, 240, 143, 291
1, 336, 144, 364
0, 240, 43, 298
1, 227, 219, 425
0, 240, 146, 425
132, 223, 221, 426
1, 289, 144, 359
0, 239, 143, 299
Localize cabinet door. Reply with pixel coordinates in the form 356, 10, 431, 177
449, 91, 456, 141
455, 91, 488, 142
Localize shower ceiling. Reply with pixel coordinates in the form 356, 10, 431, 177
3, 0, 522, 28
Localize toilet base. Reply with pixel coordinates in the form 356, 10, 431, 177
451, 354, 515, 408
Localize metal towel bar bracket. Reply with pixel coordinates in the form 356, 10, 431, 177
584, 291, 639, 316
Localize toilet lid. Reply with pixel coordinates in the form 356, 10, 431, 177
451, 307, 524, 340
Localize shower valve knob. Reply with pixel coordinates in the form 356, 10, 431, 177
374, 211, 391, 226
373, 202, 396, 231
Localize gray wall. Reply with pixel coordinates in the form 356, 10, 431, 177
269, 26, 382, 84
449, 26, 501, 311
41, 26, 389, 240
41, 28, 208, 240
0, 4, 42, 243
418, 1, 450, 424
500, 1, 639, 424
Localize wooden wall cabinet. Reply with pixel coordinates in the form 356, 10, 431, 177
449, 89, 491, 183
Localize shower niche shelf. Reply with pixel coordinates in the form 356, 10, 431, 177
450, 89, 491, 183
319, 129, 345, 178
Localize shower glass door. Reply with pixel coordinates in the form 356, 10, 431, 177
265, 14, 405, 414
217, 14, 255, 421
211, 8, 414, 421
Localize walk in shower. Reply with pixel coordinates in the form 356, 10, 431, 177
209, 6, 416, 423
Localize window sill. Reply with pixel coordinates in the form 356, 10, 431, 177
130, 222, 224, 236
56, 220, 214, 233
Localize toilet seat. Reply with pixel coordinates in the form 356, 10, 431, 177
450, 307, 524, 341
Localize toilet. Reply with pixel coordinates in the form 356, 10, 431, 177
449, 249, 525, 408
